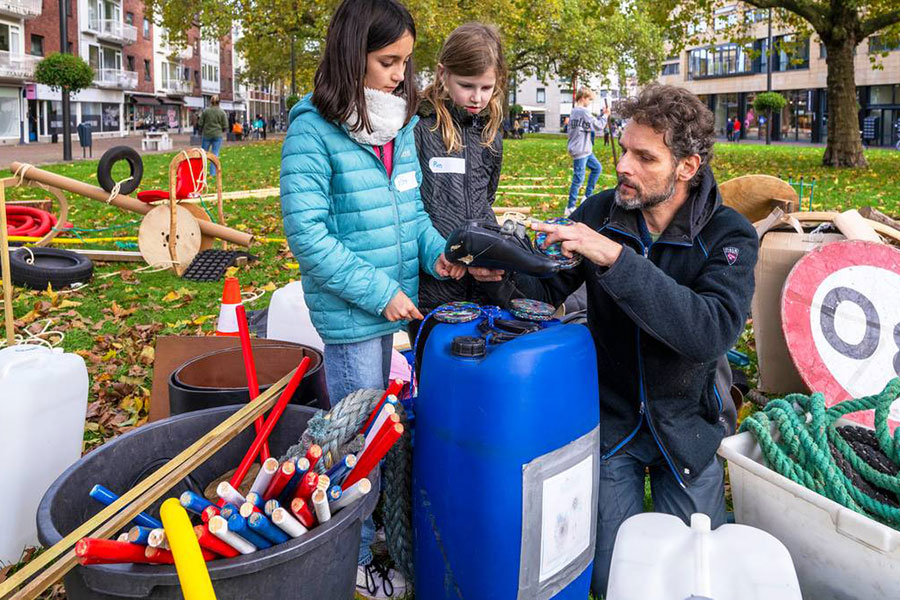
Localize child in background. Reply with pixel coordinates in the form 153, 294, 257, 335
280, 0, 463, 596
410, 22, 509, 369
565, 87, 609, 216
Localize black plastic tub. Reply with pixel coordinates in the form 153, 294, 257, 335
37, 405, 376, 599
169, 341, 330, 415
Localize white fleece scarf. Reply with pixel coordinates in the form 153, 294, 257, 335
345, 88, 408, 146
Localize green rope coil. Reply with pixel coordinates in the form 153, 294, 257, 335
740, 378, 900, 526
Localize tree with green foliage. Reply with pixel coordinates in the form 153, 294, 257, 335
651, 0, 900, 168
34, 52, 94, 93
753, 91, 787, 145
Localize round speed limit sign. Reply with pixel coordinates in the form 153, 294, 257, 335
782, 240, 900, 429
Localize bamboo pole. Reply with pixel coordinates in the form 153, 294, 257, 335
0, 369, 294, 600
7, 164, 253, 247
0, 182, 14, 345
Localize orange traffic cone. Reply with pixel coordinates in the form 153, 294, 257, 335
216, 276, 242, 336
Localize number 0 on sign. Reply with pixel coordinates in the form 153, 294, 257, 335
782, 240, 900, 429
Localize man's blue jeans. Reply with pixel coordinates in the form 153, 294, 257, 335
200, 136, 223, 176
568, 153, 602, 210
324, 334, 394, 565
592, 426, 726, 597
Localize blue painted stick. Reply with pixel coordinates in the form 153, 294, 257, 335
264, 499, 280, 517
227, 513, 272, 549
248, 512, 290, 544
89, 485, 162, 529
127, 525, 154, 545
179, 491, 215, 516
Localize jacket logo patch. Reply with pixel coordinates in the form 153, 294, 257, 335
723, 246, 739, 265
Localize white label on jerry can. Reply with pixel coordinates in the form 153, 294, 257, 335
538, 455, 593, 582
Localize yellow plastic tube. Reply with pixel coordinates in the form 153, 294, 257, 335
160, 498, 217, 600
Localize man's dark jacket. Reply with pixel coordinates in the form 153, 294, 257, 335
513, 167, 758, 485
414, 100, 503, 312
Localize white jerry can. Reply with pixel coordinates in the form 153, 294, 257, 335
266, 281, 324, 351
0, 345, 88, 565
606, 512, 802, 600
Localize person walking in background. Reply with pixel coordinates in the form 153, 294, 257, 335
733, 116, 741, 143
565, 87, 608, 217
725, 117, 734, 142
198, 95, 227, 175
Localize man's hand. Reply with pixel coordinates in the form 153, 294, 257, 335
530, 221, 623, 267
383, 290, 424, 322
468, 267, 505, 282
435, 253, 466, 279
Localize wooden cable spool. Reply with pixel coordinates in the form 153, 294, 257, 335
719, 174, 799, 223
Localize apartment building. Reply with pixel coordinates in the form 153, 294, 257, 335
2, 0, 260, 145
658, 6, 900, 146
511, 73, 638, 133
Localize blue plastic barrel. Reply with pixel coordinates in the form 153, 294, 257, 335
413, 310, 600, 599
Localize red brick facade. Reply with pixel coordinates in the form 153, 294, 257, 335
186, 27, 201, 97
123, 0, 153, 93
24, 0, 79, 56
219, 33, 233, 101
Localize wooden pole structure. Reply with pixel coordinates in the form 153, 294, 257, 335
0, 182, 15, 345
7, 164, 252, 247
605, 98, 618, 168
0, 369, 294, 600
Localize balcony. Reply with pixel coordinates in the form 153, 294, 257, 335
88, 19, 138, 45
201, 79, 220, 94
161, 78, 193, 96
94, 68, 137, 89
0, 0, 41, 19
0, 51, 38, 81
160, 43, 193, 61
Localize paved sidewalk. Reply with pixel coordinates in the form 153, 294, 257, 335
0, 133, 285, 171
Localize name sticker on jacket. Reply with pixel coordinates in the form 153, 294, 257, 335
429, 157, 466, 174
394, 171, 419, 192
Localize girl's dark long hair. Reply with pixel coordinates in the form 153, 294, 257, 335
312, 0, 418, 131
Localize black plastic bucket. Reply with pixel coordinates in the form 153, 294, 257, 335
169, 342, 329, 415
37, 405, 376, 599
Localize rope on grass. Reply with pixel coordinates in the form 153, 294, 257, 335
740, 378, 900, 527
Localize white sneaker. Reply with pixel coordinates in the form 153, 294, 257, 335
356, 563, 407, 598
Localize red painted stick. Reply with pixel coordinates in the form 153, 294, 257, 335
343, 423, 403, 490
359, 379, 403, 435
228, 356, 312, 492
145, 545, 218, 564
236, 304, 270, 462
290, 498, 317, 529
294, 472, 318, 502
194, 524, 240, 558
75, 538, 158, 564
201, 505, 219, 524
263, 460, 295, 501
305, 444, 322, 472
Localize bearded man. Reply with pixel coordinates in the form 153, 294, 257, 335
477, 83, 759, 597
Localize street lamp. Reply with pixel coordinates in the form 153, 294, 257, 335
59, 0, 73, 161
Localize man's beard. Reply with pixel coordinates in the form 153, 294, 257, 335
614, 169, 677, 210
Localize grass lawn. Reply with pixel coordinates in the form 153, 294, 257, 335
1, 135, 897, 596
2, 135, 897, 447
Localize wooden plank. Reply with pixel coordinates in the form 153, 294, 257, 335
0, 370, 293, 600
859, 206, 900, 233
492, 206, 532, 214
68, 249, 145, 262
788, 211, 900, 245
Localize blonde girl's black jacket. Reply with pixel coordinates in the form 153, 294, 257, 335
510, 167, 759, 486
414, 100, 503, 312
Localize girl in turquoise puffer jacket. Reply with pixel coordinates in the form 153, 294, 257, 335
280, 0, 463, 593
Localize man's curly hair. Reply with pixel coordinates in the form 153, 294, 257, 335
617, 84, 715, 187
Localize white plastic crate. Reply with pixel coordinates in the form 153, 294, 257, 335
719, 431, 900, 600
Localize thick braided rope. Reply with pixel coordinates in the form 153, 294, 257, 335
381, 402, 414, 584
740, 378, 900, 526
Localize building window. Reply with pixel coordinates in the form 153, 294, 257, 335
30, 34, 44, 56
125, 12, 133, 25
143, 18, 150, 39
687, 43, 753, 79
773, 35, 809, 71
661, 62, 680, 76
144, 59, 151, 81
67, 41, 73, 53
869, 36, 900, 53
536, 88, 545, 103
184, 66, 190, 80
126, 55, 134, 71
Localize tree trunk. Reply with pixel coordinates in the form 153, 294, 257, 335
822, 39, 867, 167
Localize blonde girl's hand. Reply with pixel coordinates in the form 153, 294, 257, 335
383, 290, 424, 322
435, 253, 466, 280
